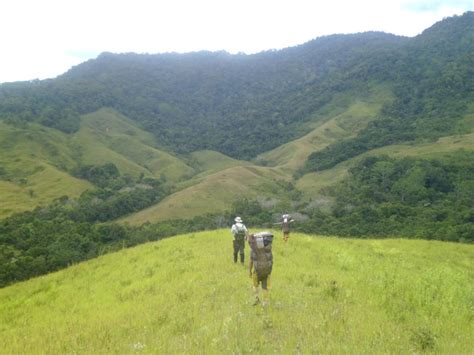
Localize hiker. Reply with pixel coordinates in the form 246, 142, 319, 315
248, 231, 273, 306
231, 216, 248, 264
275, 213, 295, 242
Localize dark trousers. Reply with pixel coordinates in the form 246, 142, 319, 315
233, 239, 245, 263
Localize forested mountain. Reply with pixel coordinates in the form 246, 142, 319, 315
0, 33, 403, 158
1, 12, 472, 160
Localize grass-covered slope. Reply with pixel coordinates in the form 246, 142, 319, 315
72, 108, 194, 181
0, 108, 197, 218
0, 122, 93, 218
120, 166, 288, 224
189, 150, 250, 179
0, 230, 472, 353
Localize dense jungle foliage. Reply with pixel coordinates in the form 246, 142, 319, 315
1, 12, 472, 160
299, 153, 474, 241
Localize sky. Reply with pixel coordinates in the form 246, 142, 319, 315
0, 0, 472, 83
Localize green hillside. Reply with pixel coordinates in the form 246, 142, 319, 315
0, 122, 93, 218
189, 150, 250, 179
302, 13, 474, 173
0, 108, 197, 218
0, 230, 472, 354
72, 108, 194, 181
120, 166, 288, 224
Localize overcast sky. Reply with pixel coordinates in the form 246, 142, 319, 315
0, 0, 472, 83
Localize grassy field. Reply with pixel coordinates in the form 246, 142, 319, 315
0, 230, 472, 354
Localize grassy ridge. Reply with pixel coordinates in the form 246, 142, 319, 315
120, 166, 288, 224
0, 230, 472, 353
189, 150, 250, 180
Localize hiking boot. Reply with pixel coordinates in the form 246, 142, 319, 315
253, 297, 260, 306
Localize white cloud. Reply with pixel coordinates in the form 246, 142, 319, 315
0, 0, 472, 83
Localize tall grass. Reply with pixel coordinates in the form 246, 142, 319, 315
0, 230, 472, 353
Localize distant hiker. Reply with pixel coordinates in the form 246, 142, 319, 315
231, 216, 248, 264
275, 213, 294, 242
248, 231, 273, 306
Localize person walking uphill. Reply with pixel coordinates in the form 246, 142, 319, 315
231, 216, 248, 264
248, 231, 273, 307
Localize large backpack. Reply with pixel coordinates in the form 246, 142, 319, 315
250, 232, 273, 278
233, 223, 247, 242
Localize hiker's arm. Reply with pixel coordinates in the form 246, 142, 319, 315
249, 259, 253, 277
